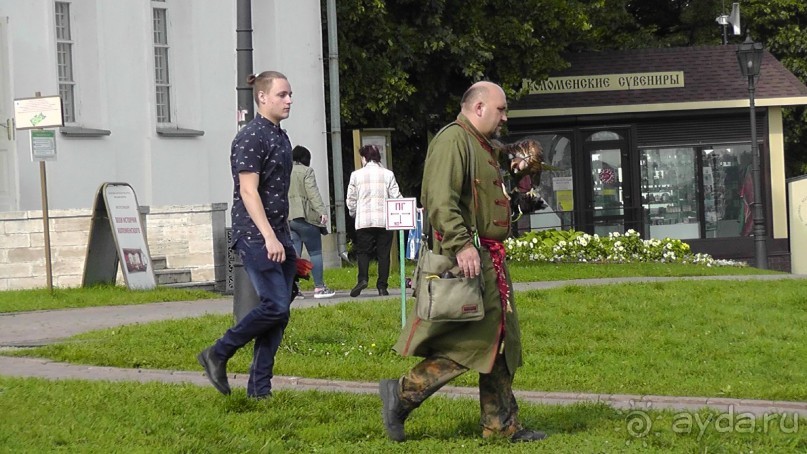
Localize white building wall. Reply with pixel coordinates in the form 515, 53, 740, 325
0, 0, 329, 221
1, 0, 57, 211
253, 0, 332, 213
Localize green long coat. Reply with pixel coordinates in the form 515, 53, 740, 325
393, 115, 523, 374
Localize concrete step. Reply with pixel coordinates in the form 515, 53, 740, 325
154, 268, 192, 285
151, 256, 168, 271
160, 280, 218, 293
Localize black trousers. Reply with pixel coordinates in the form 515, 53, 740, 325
354, 227, 393, 289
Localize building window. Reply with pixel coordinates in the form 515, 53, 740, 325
519, 133, 574, 232
152, 1, 171, 123
702, 144, 753, 238
55, 1, 75, 123
640, 147, 700, 240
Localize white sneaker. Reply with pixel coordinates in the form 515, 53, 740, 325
314, 286, 336, 299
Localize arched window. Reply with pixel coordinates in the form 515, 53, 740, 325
586, 131, 622, 142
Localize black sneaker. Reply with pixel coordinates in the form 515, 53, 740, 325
350, 280, 368, 297
378, 288, 389, 296
379, 379, 407, 442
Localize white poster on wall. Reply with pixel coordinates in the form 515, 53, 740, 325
13, 95, 63, 130
362, 135, 389, 168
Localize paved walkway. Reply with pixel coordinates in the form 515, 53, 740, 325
2, 274, 807, 417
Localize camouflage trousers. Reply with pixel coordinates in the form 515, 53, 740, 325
398, 354, 523, 438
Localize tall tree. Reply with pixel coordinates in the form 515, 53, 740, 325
323, 0, 593, 199
621, 0, 807, 176
744, 0, 807, 176
322, 0, 807, 230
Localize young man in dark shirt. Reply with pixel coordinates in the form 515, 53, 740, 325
197, 71, 297, 399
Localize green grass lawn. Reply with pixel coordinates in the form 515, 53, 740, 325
2, 264, 805, 452
300, 261, 779, 291
0, 285, 220, 313
0, 377, 804, 452
0, 262, 774, 314
11, 279, 807, 402
505, 261, 780, 282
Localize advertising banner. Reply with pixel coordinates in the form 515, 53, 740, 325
104, 184, 155, 289
83, 183, 156, 290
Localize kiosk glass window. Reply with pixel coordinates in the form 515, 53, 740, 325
585, 130, 631, 237
587, 131, 621, 142
640, 147, 700, 239
590, 148, 624, 235
518, 133, 573, 231
702, 145, 752, 238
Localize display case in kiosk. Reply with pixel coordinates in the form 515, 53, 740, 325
788, 175, 807, 274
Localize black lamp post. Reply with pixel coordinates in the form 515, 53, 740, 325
736, 35, 768, 269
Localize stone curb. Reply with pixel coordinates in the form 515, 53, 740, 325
2, 356, 806, 418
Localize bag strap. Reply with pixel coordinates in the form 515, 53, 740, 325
465, 134, 479, 237
422, 123, 478, 251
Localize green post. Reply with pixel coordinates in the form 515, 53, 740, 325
399, 231, 406, 327
386, 197, 417, 327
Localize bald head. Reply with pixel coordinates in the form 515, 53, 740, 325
460, 82, 501, 110
460, 81, 507, 138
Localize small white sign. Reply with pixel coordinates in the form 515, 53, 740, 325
30, 129, 57, 162
385, 197, 417, 230
553, 176, 573, 191
14, 96, 64, 130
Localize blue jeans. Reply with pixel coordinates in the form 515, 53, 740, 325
214, 236, 297, 397
289, 218, 325, 287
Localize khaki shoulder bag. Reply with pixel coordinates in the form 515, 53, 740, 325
414, 135, 485, 322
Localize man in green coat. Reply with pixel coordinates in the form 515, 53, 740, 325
379, 81, 547, 443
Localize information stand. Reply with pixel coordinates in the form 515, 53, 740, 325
82, 183, 156, 290
14, 93, 63, 291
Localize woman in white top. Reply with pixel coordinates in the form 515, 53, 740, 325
345, 144, 402, 297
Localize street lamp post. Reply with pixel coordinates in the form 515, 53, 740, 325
736, 35, 768, 269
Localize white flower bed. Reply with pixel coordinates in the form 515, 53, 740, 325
504, 229, 746, 267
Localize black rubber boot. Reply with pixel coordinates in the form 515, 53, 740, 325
379, 379, 409, 442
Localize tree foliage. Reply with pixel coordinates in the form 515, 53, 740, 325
323, 0, 593, 198
744, 0, 807, 176
619, 0, 807, 176
323, 0, 807, 206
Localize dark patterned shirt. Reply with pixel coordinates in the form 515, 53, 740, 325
230, 114, 293, 247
